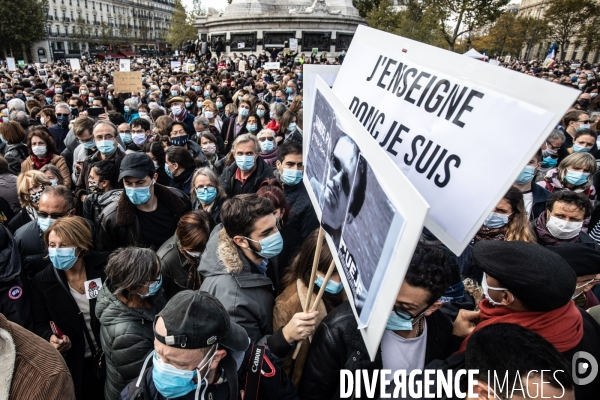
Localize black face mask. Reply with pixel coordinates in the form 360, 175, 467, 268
579, 99, 590, 108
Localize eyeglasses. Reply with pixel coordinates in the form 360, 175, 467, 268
195, 185, 215, 192
579, 120, 591, 124
38, 210, 71, 219
56, 113, 69, 117
28, 184, 45, 193
545, 141, 561, 150
258, 137, 274, 142
392, 304, 430, 320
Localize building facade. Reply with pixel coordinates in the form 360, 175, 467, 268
32, 0, 175, 62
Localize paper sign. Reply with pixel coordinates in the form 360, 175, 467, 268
17, 60, 25, 68
263, 62, 281, 70
238, 42, 245, 49
137, 58, 143, 63
84, 278, 102, 299
120, 59, 131, 71
332, 25, 578, 254
38, 69, 47, 77
185, 63, 195, 72
305, 77, 429, 360
6, 58, 16, 71
312, 48, 318, 54
113, 71, 143, 93
170, 61, 181, 69
290, 38, 298, 52
69, 58, 81, 71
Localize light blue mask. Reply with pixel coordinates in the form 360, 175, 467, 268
260, 140, 274, 152
256, 109, 265, 117
37, 216, 56, 232
386, 312, 414, 331
287, 123, 297, 132
236, 155, 255, 171
0, 135, 7, 144
204, 90, 210, 97
483, 212, 509, 229
196, 187, 217, 204
124, 106, 130, 113
83, 140, 96, 150
542, 156, 557, 168
246, 231, 284, 259
281, 169, 303, 186
247, 124, 258, 133
239, 108, 249, 117
573, 144, 591, 153
96, 140, 115, 155
164, 163, 174, 178
315, 274, 343, 294
515, 165, 536, 184
576, 124, 591, 132
140, 274, 162, 298
565, 170, 589, 186
120, 133, 132, 144
49, 247, 78, 271
152, 352, 198, 398
125, 181, 152, 205
285, 87, 293, 94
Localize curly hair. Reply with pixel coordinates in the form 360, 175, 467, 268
27, 126, 57, 156
404, 242, 452, 303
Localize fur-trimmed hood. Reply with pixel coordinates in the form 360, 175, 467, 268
0, 324, 16, 399
115, 183, 189, 227
199, 224, 249, 277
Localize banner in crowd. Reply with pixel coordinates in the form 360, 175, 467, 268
113, 71, 143, 93
332, 25, 579, 254
263, 62, 281, 70
6, 58, 15, 71
290, 38, 298, 52
305, 77, 429, 360
69, 58, 81, 71
120, 59, 131, 71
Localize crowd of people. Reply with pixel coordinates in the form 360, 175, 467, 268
0, 53, 598, 400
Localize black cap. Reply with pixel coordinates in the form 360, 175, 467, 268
118, 153, 155, 181
473, 241, 576, 312
546, 243, 600, 277
155, 291, 249, 351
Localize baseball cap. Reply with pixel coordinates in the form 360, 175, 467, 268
155, 290, 249, 351
118, 153, 155, 181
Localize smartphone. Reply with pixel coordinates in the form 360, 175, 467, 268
50, 321, 64, 339
87, 107, 103, 118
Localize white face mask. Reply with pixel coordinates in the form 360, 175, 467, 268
481, 273, 509, 306
546, 215, 583, 239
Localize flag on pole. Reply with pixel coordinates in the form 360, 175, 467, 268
544, 43, 557, 67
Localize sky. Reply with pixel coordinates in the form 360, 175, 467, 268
181, 0, 229, 13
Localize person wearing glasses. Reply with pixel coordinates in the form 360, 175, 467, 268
96, 247, 167, 400
190, 167, 227, 223
257, 128, 278, 169
299, 243, 459, 400
30, 216, 108, 400
539, 129, 566, 178
558, 110, 598, 163
8, 170, 51, 233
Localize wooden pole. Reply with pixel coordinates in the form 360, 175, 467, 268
292, 258, 336, 359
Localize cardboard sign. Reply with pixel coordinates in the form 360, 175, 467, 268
332, 25, 578, 254
6, 58, 16, 71
113, 71, 143, 93
185, 63, 195, 72
69, 58, 81, 71
290, 38, 298, 52
305, 77, 429, 360
120, 59, 131, 71
263, 62, 281, 70
38, 69, 47, 78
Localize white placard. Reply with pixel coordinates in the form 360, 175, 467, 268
6, 58, 16, 71
137, 58, 143, 63
238, 42, 245, 49
120, 59, 131, 71
69, 58, 81, 71
289, 38, 298, 52
305, 77, 429, 360
332, 25, 578, 254
185, 63, 195, 72
263, 62, 281, 70
170, 61, 181, 69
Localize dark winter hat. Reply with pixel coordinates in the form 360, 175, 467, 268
118, 152, 155, 181
155, 290, 249, 351
473, 241, 576, 312
546, 243, 600, 277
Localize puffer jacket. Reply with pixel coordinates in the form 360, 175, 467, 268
96, 282, 166, 400
83, 189, 122, 227
4, 143, 28, 175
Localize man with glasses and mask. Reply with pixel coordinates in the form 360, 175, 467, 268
559, 110, 598, 161
97, 153, 190, 252
539, 129, 565, 175
14, 185, 75, 279
299, 243, 458, 400
48, 103, 70, 153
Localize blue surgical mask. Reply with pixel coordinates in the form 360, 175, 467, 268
96, 140, 115, 155
576, 124, 591, 132
565, 170, 589, 186
236, 155, 255, 171
275, 98, 282, 103
245, 231, 284, 259
386, 312, 414, 331
285, 87, 293, 94
216, 101, 223, 109
281, 168, 303, 186
49, 247, 78, 271
185, 102, 192, 108
197, 101, 203, 109
125, 180, 153, 205
45, 97, 52, 104
124, 106, 130, 113
83, 140, 96, 150
542, 156, 557, 168
108, 95, 114, 101
50, 179, 58, 186
152, 352, 198, 398
247, 124, 258, 133
515, 165, 536, 184
196, 187, 217, 204
256, 109, 265, 117
37, 216, 56, 232
194, 86, 201, 91
239, 108, 249, 117
483, 212, 510, 229
0, 135, 7, 144
315, 274, 343, 294
140, 274, 162, 298
287, 123, 297, 132
171, 90, 179, 97
573, 144, 591, 153
164, 163, 174, 178
204, 90, 210, 97
260, 140, 274, 152
120, 133, 132, 144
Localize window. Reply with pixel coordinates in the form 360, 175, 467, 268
69, 0, 71, 5
70, 11, 73, 19
92, 1, 95, 9
85, 0, 87, 7
56, 25, 59, 34
62, 11, 65, 19
77, 0, 79, 5
86, 13, 89, 22
54, 9, 58, 18
99, 3, 102, 11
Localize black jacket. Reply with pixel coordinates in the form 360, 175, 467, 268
219, 158, 275, 197
14, 220, 50, 279
298, 302, 461, 400
192, 195, 225, 225
7, 208, 32, 234
31, 251, 109, 400
0, 224, 32, 329
96, 184, 191, 252
156, 234, 197, 300
4, 143, 28, 175
282, 180, 319, 241
48, 124, 69, 154
83, 189, 122, 227
530, 183, 552, 221
220, 114, 248, 154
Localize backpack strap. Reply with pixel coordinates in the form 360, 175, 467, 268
243, 344, 265, 400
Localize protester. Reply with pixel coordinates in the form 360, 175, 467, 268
96, 153, 190, 251
277, 111, 299, 144
48, 103, 70, 153
558, 110, 597, 161
128, 118, 151, 153
96, 247, 167, 400
123, 98, 140, 124
82, 159, 121, 225
0, 156, 20, 213
567, 128, 597, 154
257, 128, 278, 168
40, 163, 65, 186
157, 210, 215, 299
71, 117, 97, 184
9, 170, 50, 233
167, 120, 206, 162
31, 216, 108, 400
539, 152, 597, 201
167, 97, 195, 135
165, 146, 203, 195
190, 167, 227, 223
0, 121, 28, 175
20, 126, 71, 187
513, 149, 551, 219
198, 131, 221, 170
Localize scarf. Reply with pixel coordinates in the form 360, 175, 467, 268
534, 211, 579, 246
31, 153, 53, 170
544, 168, 595, 196
473, 225, 506, 243
171, 109, 188, 122
457, 299, 583, 354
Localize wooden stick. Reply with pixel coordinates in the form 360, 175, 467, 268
292, 259, 336, 359
303, 227, 324, 313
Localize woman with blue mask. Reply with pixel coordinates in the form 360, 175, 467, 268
165, 146, 204, 196
190, 168, 226, 223
273, 228, 343, 386
539, 152, 597, 202
96, 247, 167, 400
569, 129, 597, 154
277, 110, 301, 145
31, 216, 108, 400
123, 98, 140, 124
257, 128, 278, 168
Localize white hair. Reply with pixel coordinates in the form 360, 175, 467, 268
7, 98, 25, 112
55, 102, 70, 112
124, 98, 139, 110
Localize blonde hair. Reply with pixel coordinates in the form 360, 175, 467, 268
558, 153, 597, 188
17, 170, 51, 207
225, 103, 237, 116
202, 100, 217, 113
154, 115, 174, 136
44, 216, 93, 258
